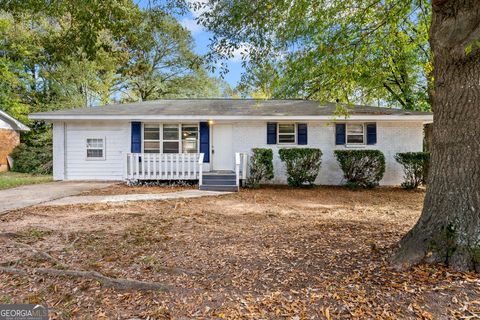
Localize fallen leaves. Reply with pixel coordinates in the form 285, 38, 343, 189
0, 186, 478, 318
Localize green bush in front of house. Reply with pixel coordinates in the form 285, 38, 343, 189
334, 150, 385, 189
11, 131, 52, 175
278, 148, 322, 187
395, 152, 430, 189
246, 148, 274, 188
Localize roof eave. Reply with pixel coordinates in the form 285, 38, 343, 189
29, 113, 433, 122
0, 111, 30, 131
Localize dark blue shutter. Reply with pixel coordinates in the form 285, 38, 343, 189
199, 122, 210, 163
297, 123, 308, 145
366, 123, 377, 145
131, 122, 141, 153
335, 123, 346, 145
267, 122, 277, 144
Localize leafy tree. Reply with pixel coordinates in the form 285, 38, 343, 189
197, 0, 431, 110
197, 0, 480, 272
236, 61, 280, 99
120, 10, 203, 101
0, 0, 227, 173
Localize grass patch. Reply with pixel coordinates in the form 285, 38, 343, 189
0, 171, 52, 190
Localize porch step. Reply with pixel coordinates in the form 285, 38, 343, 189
199, 185, 239, 192
200, 172, 238, 192
202, 173, 236, 179
202, 179, 237, 186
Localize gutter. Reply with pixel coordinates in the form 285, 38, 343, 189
29, 114, 433, 123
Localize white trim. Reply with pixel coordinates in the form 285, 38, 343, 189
85, 137, 106, 161
345, 123, 366, 146
0, 110, 30, 131
162, 124, 181, 153
29, 114, 433, 122
277, 123, 297, 145
181, 123, 200, 154
141, 123, 200, 155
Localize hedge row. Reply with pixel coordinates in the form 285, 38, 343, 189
395, 152, 430, 189
247, 148, 430, 189
248, 148, 386, 188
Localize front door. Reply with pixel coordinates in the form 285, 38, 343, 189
212, 124, 233, 171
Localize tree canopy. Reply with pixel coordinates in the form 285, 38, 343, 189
0, 0, 229, 123
196, 0, 431, 110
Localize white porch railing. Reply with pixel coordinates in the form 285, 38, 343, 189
235, 152, 249, 186
125, 153, 204, 181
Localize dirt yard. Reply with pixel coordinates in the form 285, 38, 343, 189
0, 186, 479, 319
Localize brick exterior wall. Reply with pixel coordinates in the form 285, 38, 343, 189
0, 128, 20, 171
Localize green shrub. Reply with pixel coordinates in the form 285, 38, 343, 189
278, 148, 322, 187
246, 148, 274, 188
395, 152, 430, 189
334, 150, 385, 189
11, 131, 52, 174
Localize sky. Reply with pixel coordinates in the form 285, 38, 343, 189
138, 0, 246, 89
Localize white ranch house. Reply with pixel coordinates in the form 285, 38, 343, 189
29, 99, 433, 191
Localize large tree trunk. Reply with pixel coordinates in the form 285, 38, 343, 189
392, 0, 480, 271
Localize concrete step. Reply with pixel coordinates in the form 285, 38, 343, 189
199, 185, 238, 192
203, 174, 236, 180
202, 179, 237, 186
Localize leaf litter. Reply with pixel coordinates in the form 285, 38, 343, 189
0, 186, 478, 319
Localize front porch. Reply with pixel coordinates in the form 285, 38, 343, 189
124, 152, 248, 191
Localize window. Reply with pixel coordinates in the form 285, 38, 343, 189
143, 124, 198, 154
163, 124, 180, 153
86, 138, 105, 160
144, 124, 160, 153
278, 123, 296, 144
346, 124, 365, 144
182, 124, 198, 153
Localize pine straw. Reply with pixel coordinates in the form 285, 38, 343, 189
0, 186, 478, 319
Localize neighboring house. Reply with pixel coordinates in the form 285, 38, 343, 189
29, 99, 433, 191
0, 110, 30, 172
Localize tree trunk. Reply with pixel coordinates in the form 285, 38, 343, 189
392, 0, 480, 271
423, 123, 433, 152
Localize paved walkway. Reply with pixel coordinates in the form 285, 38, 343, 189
0, 181, 113, 214
41, 190, 229, 206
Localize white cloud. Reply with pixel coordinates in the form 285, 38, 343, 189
218, 43, 252, 63
230, 46, 247, 62
185, 0, 209, 18
180, 17, 203, 34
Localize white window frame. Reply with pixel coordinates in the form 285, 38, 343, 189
143, 124, 161, 153
162, 124, 181, 154
141, 123, 199, 154
277, 123, 297, 145
181, 124, 200, 154
346, 123, 366, 146
85, 137, 106, 161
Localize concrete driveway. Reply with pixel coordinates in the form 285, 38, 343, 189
0, 181, 113, 214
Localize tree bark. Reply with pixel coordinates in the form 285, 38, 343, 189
392, 0, 480, 271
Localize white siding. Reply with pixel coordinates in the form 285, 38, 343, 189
231, 121, 424, 186
62, 121, 130, 180
52, 122, 65, 180
56, 120, 424, 185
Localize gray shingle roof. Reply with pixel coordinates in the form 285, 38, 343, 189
29, 99, 432, 119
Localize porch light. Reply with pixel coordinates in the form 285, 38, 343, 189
208, 120, 214, 125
